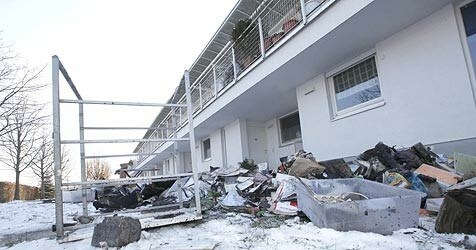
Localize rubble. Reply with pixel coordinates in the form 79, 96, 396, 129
414, 164, 461, 186
91, 216, 141, 247
87, 142, 475, 238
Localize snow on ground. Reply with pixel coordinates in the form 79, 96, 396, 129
0, 200, 96, 236
0, 201, 475, 249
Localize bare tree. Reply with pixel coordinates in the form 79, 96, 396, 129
31, 132, 54, 199
60, 145, 72, 183
86, 159, 111, 180
0, 36, 43, 138
0, 96, 46, 200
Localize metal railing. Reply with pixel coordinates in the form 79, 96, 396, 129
52, 56, 202, 240
136, 0, 329, 165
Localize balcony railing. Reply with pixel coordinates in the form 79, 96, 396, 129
137, 0, 329, 164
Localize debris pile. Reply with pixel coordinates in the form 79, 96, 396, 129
89, 142, 476, 236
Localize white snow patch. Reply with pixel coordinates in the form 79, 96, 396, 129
1, 201, 475, 250
0, 200, 95, 236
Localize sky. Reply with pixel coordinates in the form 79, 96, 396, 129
0, 0, 237, 185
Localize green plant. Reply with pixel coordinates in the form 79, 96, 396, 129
232, 19, 253, 43
239, 158, 257, 171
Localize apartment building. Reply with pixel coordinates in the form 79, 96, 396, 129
133, 0, 476, 176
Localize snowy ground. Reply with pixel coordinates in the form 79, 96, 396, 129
0, 200, 96, 236
0, 201, 475, 249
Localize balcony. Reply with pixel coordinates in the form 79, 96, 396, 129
135, 0, 327, 160
135, 0, 330, 165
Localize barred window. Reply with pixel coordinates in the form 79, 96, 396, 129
332, 56, 381, 112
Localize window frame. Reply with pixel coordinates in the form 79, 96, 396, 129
202, 137, 212, 162
455, 0, 476, 103
326, 50, 385, 120
278, 110, 302, 147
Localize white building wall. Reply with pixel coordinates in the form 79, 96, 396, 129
195, 129, 224, 172
296, 4, 476, 160
223, 119, 249, 168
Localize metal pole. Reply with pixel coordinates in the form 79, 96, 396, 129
61, 138, 190, 144
172, 108, 179, 174
59, 99, 186, 107
231, 48, 238, 81
213, 67, 218, 96
184, 70, 202, 215
300, 0, 308, 25
198, 84, 203, 110
79, 104, 88, 216
258, 18, 266, 58
52, 55, 64, 239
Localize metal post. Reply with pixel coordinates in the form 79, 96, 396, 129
184, 70, 202, 215
213, 67, 218, 96
300, 0, 308, 25
231, 48, 238, 81
198, 84, 203, 109
176, 176, 184, 209
258, 18, 266, 58
52, 56, 64, 239
172, 108, 179, 174
79, 104, 88, 216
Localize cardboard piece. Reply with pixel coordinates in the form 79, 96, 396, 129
415, 164, 460, 186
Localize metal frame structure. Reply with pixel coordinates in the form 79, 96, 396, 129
52, 56, 202, 241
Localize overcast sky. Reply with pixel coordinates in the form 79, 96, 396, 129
0, 0, 237, 185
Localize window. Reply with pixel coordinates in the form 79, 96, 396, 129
461, 1, 476, 75
329, 55, 382, 116
279, 112, 302, 145
202, 138, 211, 161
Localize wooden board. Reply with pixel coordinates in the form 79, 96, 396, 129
415, 164, 460, 185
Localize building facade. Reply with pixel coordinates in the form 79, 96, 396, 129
133, 0, 476, 175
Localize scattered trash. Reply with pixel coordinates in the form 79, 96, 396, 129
85, 141, 470, 238
415, 164, 461, 186
447, 177, 476, 192
221, 185, 247, 208
319, 159, 353, 179
288, 158, 325, 178
425, 198, 444, 213
74, 215, 94, 224
454, 152, 476, 176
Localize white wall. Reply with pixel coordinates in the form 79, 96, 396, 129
223, 119, 249, 168
296, 4, 476, 160
193, 128, 224, 172
265, 118, 298, 169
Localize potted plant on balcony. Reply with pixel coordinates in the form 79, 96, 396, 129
232, 19, 260, 73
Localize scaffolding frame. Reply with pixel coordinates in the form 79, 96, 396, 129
52, 55, 201, 241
